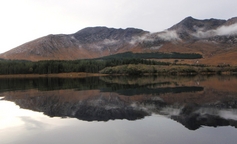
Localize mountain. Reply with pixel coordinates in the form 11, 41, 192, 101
0, 27, 148, 61
0, 17, 237, 65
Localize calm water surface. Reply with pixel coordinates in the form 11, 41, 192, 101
1, 75, 237, 144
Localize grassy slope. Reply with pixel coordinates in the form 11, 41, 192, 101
100, 64, 237, 75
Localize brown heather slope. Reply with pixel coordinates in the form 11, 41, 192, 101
157, 41, 237, 66
199, 49, 237, 66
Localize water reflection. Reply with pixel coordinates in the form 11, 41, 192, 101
1, 75, 237, 130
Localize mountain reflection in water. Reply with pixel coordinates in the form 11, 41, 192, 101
1, 75, 237, 130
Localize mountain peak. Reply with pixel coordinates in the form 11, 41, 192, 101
73, 26, 147, 43
168, 17, 227, 40
170, 17, 225, 31
183, 16, 196, 21
74, 26, 145, 35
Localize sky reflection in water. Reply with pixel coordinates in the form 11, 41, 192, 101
1, 100, 237, 144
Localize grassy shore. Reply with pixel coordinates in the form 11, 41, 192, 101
99, 64, 237, 75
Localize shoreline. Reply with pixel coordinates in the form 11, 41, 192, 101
0, 72, 236, 79
0, 73, 108, 78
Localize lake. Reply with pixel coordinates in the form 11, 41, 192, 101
1, 75, 237, 144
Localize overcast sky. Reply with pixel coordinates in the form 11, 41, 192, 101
0, 0, 237, 53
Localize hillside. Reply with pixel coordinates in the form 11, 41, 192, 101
0, 17, 237, 65
0, 27, 148, 61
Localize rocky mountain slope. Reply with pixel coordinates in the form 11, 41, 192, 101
0, 16, 237, 65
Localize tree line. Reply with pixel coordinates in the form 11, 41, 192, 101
97, 52, 203, 60
0, 59, 170, 75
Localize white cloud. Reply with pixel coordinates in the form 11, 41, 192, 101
157, 30, 181, 41
128, 30, 180, 46
192, 23, 237, 38
217, 23, 237, 36
129, 33, 151, 45
102, 39, 118, 45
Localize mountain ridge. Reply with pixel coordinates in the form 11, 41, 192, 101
1, 16, 237, 65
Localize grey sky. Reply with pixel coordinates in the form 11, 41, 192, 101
0, 0, 236, 53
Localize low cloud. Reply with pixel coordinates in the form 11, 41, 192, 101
156, 30, 181, 41
129, 30, 180, 45
102, 39, 118, 45
216, 23, 237, 36
129, 33, 151, 45
192, 23, 237, 38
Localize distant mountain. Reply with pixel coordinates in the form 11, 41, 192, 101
1, 17, 237, 65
